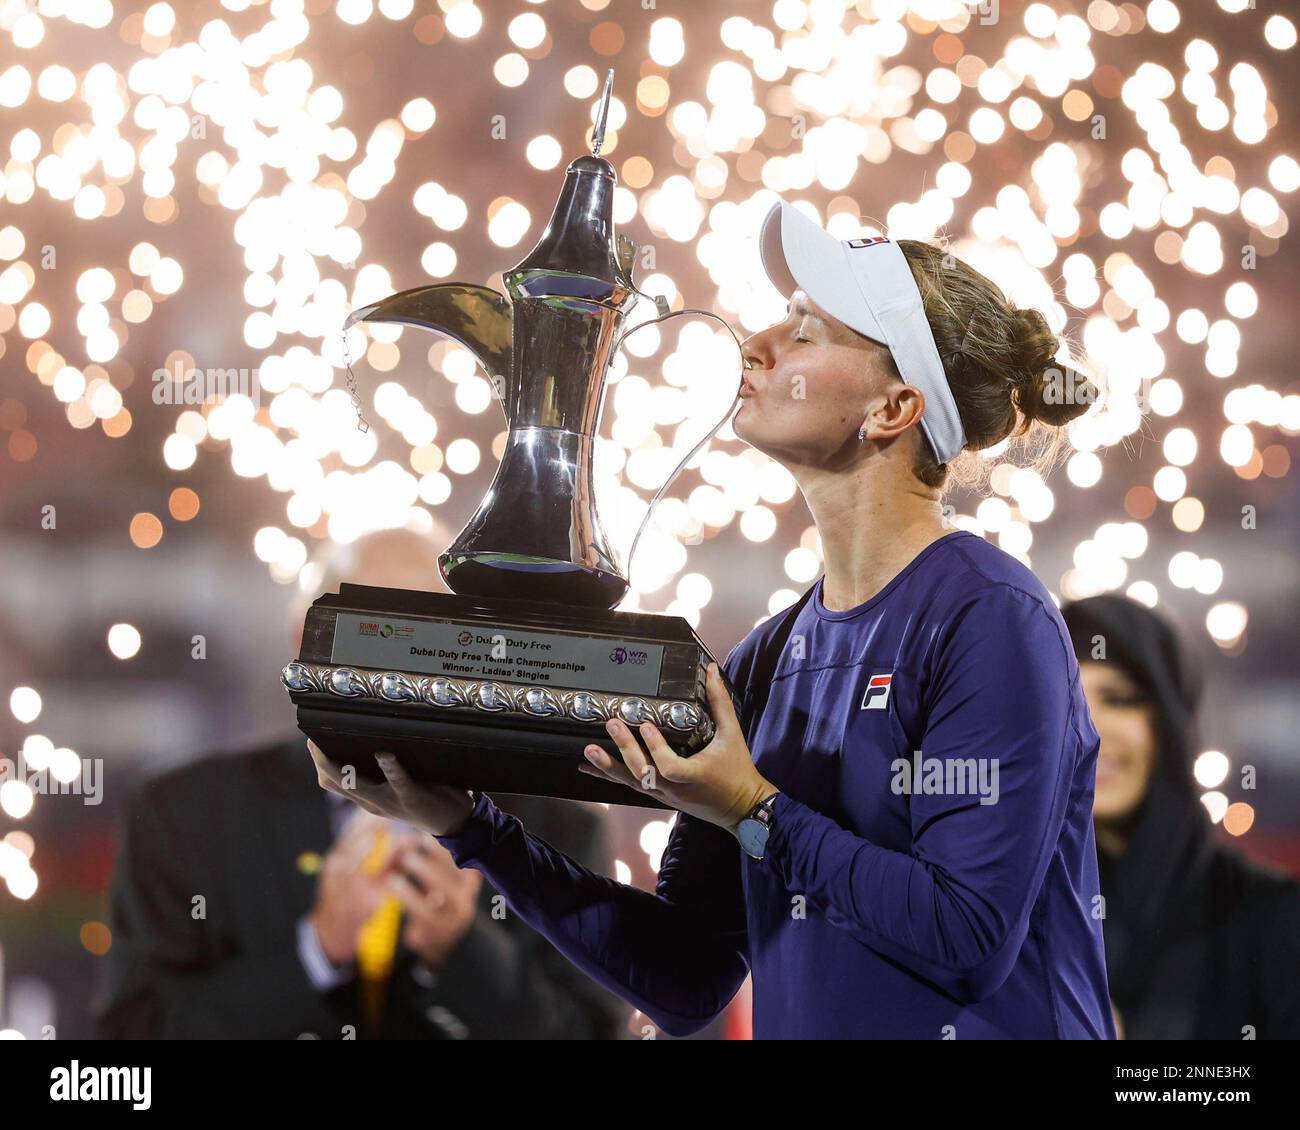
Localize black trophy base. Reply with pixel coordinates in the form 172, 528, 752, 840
285, 583, 737, 810
297, 701, 672, 810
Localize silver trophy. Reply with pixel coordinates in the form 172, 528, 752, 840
284, 71, 741, 808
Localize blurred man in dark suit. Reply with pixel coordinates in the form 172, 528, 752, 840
97, 527, 628, 1040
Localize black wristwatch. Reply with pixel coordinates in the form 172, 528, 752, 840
737, 792, 780, 861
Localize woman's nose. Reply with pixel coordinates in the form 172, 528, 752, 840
740, 333, 770, 371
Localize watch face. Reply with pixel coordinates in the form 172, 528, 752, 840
738, 818, 769, 859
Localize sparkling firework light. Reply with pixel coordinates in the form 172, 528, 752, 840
2, 0, 1297, 882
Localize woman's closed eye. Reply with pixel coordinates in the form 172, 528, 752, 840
1099, 689, 1148, 709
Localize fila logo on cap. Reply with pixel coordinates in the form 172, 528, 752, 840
860, 673, 893, 711
846, 236, 890, 249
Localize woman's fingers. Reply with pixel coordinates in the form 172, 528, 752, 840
578, 755, 623, 783
309, 742, 356, 799
308, 740, 396, 811
636, 720, 693, 784
581, 741, 644, 793
374, 752, 414, 799
307, 739, 339, 784
308, 739, 371, 794
345, 793, 388, 818
704, 662, 740, 737
602, 719, 660, 793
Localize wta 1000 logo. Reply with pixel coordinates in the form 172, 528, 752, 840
608, 646, 649, 666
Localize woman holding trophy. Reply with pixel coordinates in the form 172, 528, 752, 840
310, 198, 1115, 1040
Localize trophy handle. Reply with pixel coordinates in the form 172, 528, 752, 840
616, 232, 638, 283
343, 283, 514, 410
612, 306, 747, 578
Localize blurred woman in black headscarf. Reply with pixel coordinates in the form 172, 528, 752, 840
1062, 594, 1300, 1039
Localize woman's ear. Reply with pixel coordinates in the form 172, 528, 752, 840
860, 384, 927, 444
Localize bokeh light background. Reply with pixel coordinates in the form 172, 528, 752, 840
1, 0, 1297, 1037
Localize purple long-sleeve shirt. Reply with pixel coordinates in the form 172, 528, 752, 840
435, 530, 1115, 1038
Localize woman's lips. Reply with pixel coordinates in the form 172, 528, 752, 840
739, 376, 757, 398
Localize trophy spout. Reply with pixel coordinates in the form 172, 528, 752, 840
344, 283, 514, 401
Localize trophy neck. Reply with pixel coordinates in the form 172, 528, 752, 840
500, 296, 626, 432
496, 155, 639, 433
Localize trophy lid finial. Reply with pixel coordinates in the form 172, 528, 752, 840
504, 65, 634, 300
591, 68, 614, 158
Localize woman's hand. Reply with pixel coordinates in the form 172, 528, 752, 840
579, 662, 778, 833
307, 740, 477, 838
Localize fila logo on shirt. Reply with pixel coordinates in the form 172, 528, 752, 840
860, 673, 893, 711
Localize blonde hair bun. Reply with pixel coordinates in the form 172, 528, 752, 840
1009, 307, 1097, 428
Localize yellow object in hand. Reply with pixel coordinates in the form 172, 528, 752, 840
356, 824, 402, 1035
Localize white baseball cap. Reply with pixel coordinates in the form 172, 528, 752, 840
758, 198, 967, 466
